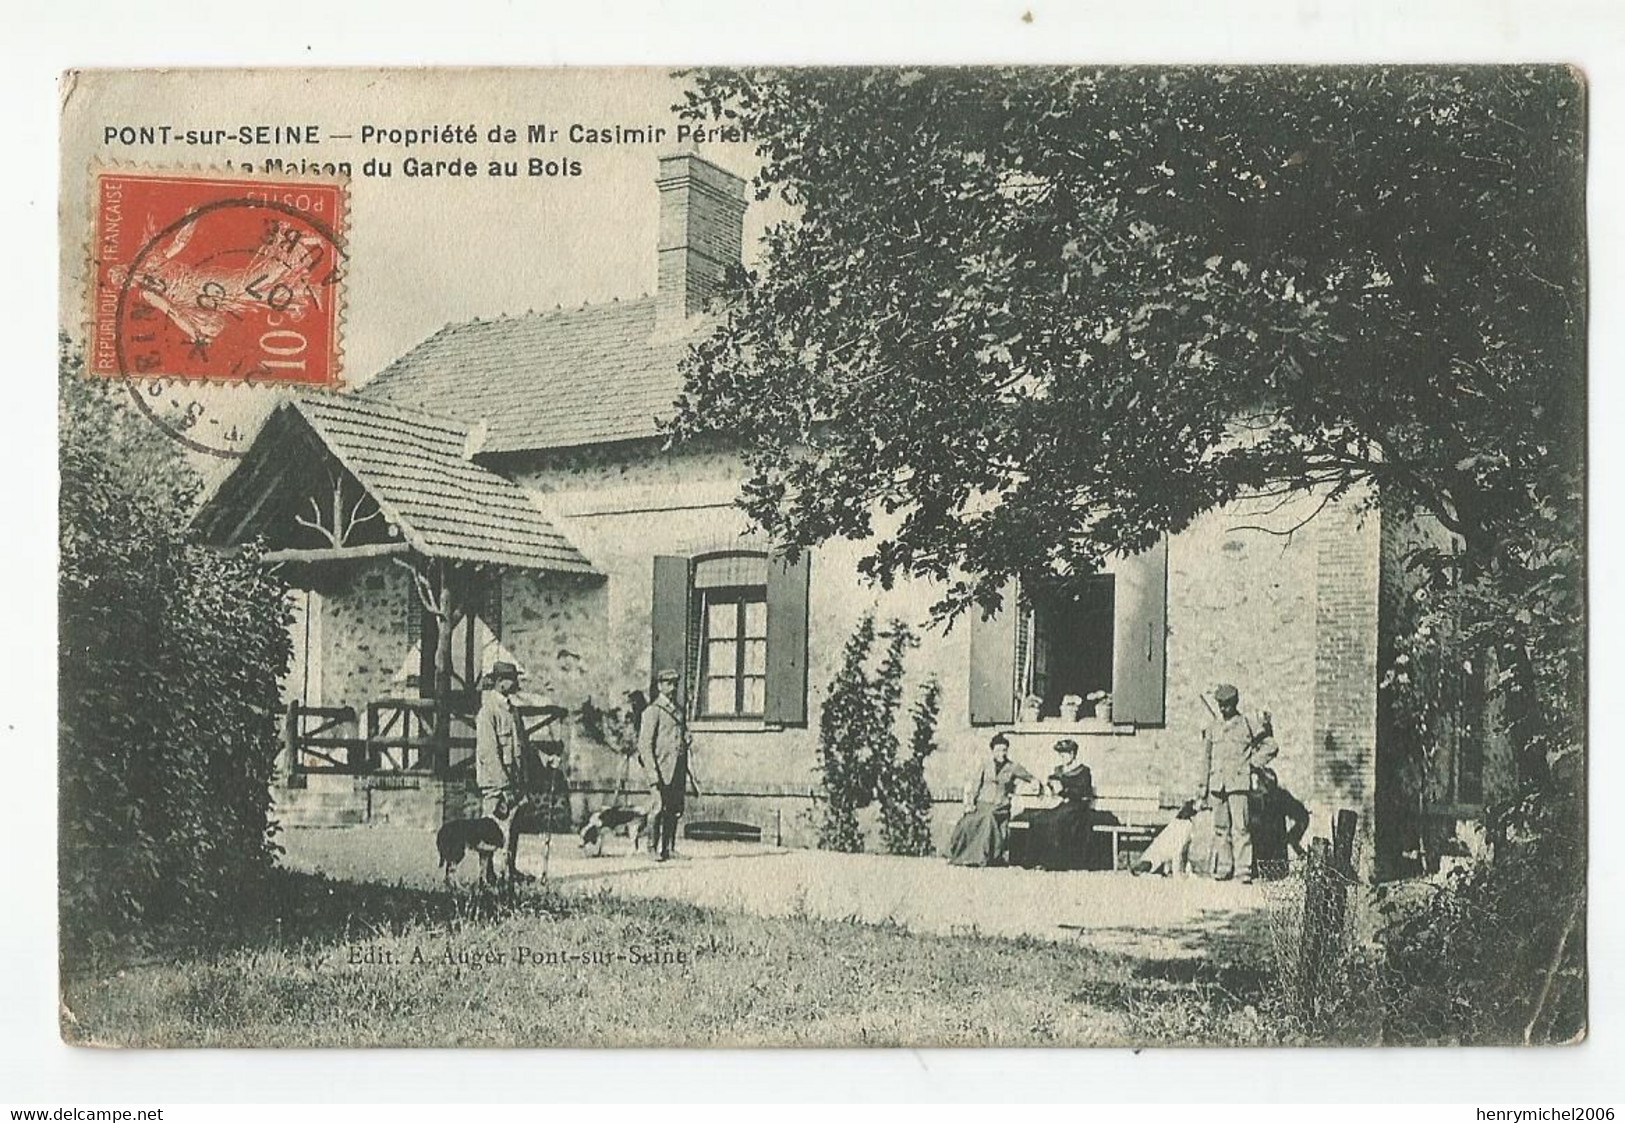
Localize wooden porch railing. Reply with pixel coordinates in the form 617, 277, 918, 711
281, 699, 568, 778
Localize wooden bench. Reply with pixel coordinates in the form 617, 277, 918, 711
1092, 788, 1172, 869
1009, 785, 1177, 870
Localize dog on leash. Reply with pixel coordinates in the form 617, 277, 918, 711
579, 805, 650, 857
435, 816, 507, 882
1131, 801, 1200, 877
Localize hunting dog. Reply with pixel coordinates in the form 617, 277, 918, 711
435, 815, 508, 882
578, 805, 650, 857
1131, 801, 1201, 878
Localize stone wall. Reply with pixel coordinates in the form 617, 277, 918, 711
315, 559, 414, 711
508, 442, 1377, 852
276, 442, 1385, 852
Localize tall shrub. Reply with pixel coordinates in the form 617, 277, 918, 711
879, 675, 939, 857
815, 614, 876, 851
59, 344, 291, 955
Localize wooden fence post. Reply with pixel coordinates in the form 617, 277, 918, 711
281, 700, 300, 779
1297, 836, 1333, 1018
364, 701, 378, 773
1297, 809, 1361, 1022
1328, 808, 1359, 935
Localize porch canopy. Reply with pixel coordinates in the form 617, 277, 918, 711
193, 393, 597, 777
193, 393, 597, 578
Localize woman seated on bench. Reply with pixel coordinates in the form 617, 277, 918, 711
1012, 739, 1096, 871
946, 733, 1035, 866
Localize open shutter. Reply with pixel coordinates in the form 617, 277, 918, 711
1111, 536, 1169, 725
968, 580, 1019, 726
651, 556, 692, 701
764, 550, 812, 726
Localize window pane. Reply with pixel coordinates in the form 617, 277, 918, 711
705, 677, 738, 715
706, 639, 738, 677
707, 600, 739, 636
742, 676, 766, 715
743, 638, 767, 675
743, 599, 767, 637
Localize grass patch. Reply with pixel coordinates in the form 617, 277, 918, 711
61, 870, 1274, 1047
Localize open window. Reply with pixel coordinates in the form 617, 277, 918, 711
1022, 576, 1116, 717
650, 549, 812, 725
969, 536, 1168, 726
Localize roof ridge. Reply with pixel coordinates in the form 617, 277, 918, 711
293, 392, 469, 436
359, 296, 663, 400
350, 295, 724, 454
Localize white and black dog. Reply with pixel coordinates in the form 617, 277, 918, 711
1131, 801, 1201, 877
579, 805, 650, 857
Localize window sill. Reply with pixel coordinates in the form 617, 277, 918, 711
1005, 720, 1138, 736
690, 718, 785, 734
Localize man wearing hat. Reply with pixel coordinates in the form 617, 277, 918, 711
476, 661, 530, 881
638, 668, 691, 862
1201, 683, 1276, 883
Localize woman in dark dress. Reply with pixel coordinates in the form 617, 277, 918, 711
1017, 739, 1096, 870
947, 733, 1035, 866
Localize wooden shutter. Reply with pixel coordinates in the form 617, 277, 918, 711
764, 550, 812, 726
968, 579, 1019, 726
650, 556, 692, 700
1111, 536, 1169, 725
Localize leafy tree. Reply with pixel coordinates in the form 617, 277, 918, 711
671, 64, 1583, 797
59, 339, 291, 957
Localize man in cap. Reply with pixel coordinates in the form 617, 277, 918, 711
475, 661, 530, 881
638, 668, 691, 862
1201, 683, 1276, 883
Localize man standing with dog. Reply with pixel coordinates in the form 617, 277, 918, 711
475, 661, 531, 882
639, 668, 691, 862
1201, 682, 1276, 884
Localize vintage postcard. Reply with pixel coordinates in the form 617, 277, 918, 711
57, 66, 1586, 1048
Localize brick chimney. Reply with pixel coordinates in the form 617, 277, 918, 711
656, 152, 747, 325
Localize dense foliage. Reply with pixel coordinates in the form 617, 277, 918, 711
815, 614, 935, 854
671, 66, 1584, 761
674, 67, 1585, 1036
877, 676, 941, 857
1375, 786, 1586, 1043
59, 341, 292, 954
814, 614, 878, 851
674, 66, 1581, 596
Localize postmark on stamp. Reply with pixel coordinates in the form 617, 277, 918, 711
89, 169, 347, 391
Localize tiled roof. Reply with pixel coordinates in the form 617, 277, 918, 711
286, 395, 596, 574
360, 297, 704, 454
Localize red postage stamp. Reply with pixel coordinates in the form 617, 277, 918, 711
89, 170, 347, 388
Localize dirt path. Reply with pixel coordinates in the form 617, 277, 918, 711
280, 827, 1277, 960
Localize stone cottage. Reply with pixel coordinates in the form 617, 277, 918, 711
193, 152, 1502, 874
